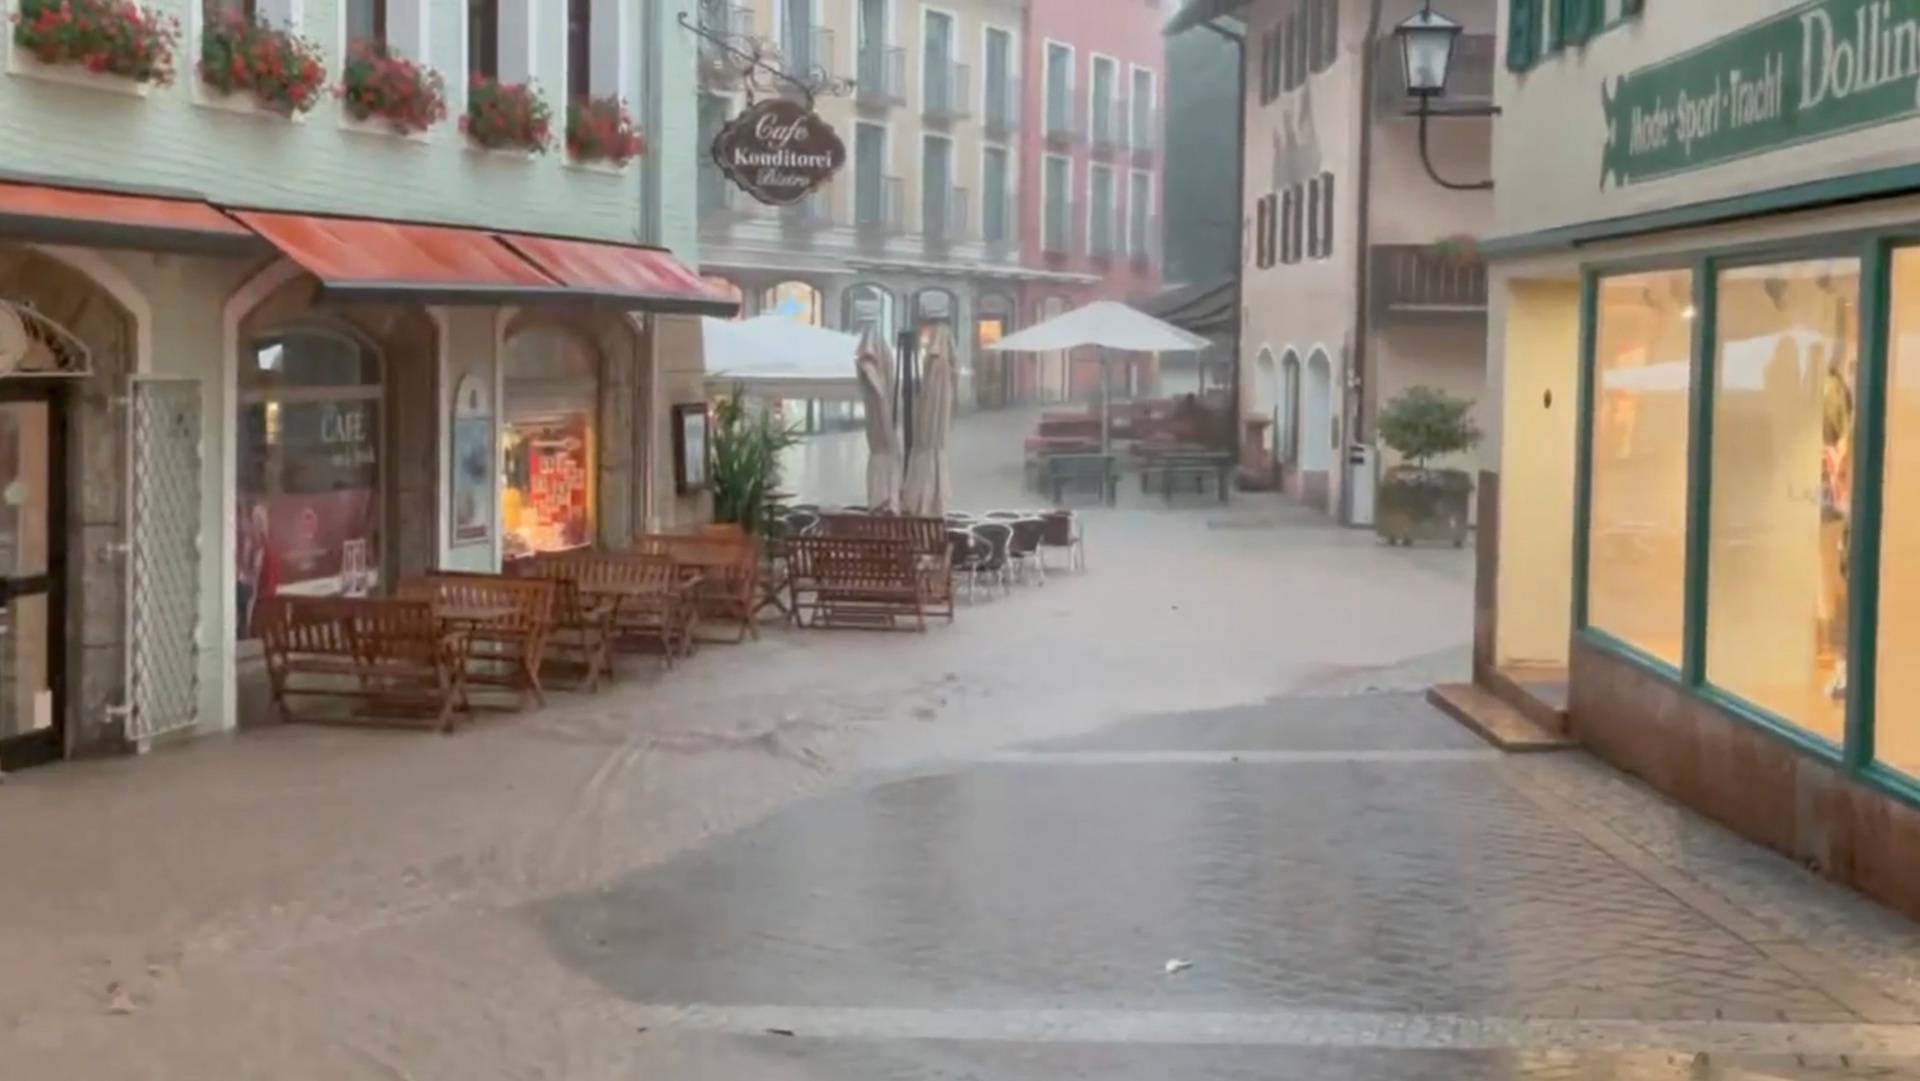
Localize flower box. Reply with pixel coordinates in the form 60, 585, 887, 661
566, 94, 645, 167
198, 10, 324, 115
463, 76, 551, 153
10, 0, 179, 86
337, 37, 445, 134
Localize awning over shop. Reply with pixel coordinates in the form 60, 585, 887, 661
501, 233, 738, 316
0, 179, 256, 254
232, 210, 735, 315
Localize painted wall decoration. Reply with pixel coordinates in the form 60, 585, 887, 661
449, 373, 492, 547
710, 97, 847, 206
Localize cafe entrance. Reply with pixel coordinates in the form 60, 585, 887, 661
0, 383, 62, 771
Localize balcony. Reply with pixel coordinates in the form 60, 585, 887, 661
784, 25, 835, 80
855, 46, 905, 110
781, 187, 834, 234
1090, 96, 1129, 155
981, 191, 1018, 260
1370, 244, 1488, 321
855, 175, 905, 249
1042, 198, 1079, 255
922, 185, 971, 251
982, 75, 1020, 139
1374, 32, 1495, 114
923, 60, 972, 123
1044, 95, 1084, 146
696, 3, 753, 88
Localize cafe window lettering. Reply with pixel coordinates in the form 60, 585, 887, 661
502, 328, 598, 559
236, 327, 384, 639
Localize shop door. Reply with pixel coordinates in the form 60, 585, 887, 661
0, 391, 60, 770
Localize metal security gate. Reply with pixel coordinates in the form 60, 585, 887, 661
124, 377, 203, 746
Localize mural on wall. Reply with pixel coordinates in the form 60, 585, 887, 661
1272, 81, 1322, 189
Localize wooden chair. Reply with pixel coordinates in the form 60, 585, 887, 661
507, 563, 617, 692
534, 551, 697, 667
257, 596, 468, 732
396, 573, 557, 711
637, 531, 761, 643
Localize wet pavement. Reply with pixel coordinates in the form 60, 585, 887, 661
3, 406, 1919, 1077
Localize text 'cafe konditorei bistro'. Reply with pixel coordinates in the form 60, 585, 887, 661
1480, 0, 1920, 918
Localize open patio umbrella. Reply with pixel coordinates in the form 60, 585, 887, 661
988, 300, 1210, 451
701, 314, 863, 401
856, 327, 901, 512
900, 324, 957, 516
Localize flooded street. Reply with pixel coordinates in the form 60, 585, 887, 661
2, 407, 1917, 1078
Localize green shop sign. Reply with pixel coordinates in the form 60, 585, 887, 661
1602, 0, 1920, 187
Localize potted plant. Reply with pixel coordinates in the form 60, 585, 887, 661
462, 76, 552, 152
199, 9, 325, 114
708, 391, 800, 539
338, 37, 445, 134
566, 93, 645, 166
11, 0, 178, 84
1374, 386, 1482, 548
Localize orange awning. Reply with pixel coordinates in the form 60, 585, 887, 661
500, 233, 738, 316
0, 179, 255, 254
232, 211, 555, 303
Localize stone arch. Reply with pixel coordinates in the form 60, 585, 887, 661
1303, 347, 1334, 473
502, 311, 643, 549
1280, 348, 1302, 464
763, 280, 825, 325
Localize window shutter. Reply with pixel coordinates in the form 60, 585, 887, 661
1506, 0, 1538, 71
1265, 195, 1279, 267
1319, 172, 1335, 257
1319, 0, 1338, 71
1306, 177, 1321, 258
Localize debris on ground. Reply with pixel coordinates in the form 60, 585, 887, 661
1164, 959, 1193, 975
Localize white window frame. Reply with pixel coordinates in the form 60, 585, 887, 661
1044, 152, 1073, 252
921, 131, 956, 234
338, 0, 427, 62
846, 0, 895, 51
1043, 38, 1076, 135
191, 0, 303, 110
920, 4, 959, 115
979, 143, 1013, 243
561, 0, 629, 101
979, 21, 1018, 131
1088, 51, 1119, 145
1128, 64, 1156, 148
493, 0, 537, 85
1128, 168, 1153, 255
1087, 161, 1115, 254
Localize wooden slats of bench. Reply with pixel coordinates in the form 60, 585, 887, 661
786, 535, 930, 632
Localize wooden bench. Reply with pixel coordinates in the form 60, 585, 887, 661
396, 573, 557, 711
1140, 453, 1233, 504
815, 514, 955, 622
1043, 453, 1119, 507
257, 596, 469, 732
530, 551, 697, 666
505, 564, 617, 692
786, 535, 930, 632
638, 531, 761, 643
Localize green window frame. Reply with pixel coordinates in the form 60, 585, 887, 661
1511, 0, 1640, 73
1506, 0, 1540, 72
1570, 232, 1920, 809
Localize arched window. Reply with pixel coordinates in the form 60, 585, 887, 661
763, 280, 824, 325
844, 283, 896, 337
501, 327, 598, 558
236, 324, 384, 636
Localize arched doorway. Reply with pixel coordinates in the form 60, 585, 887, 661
974, 292, 1015, 408
1302, 348, 1334, 508
1038, 295, 1069, 402
500, 326, 600, 559
763, 280, 824, 325
844, 282, 896, 338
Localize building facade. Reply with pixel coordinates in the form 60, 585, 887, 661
695, 0, 1167, 409
0, 0, 726, 768
1174, 0, 1493, 520
1472, 0, 1920, 918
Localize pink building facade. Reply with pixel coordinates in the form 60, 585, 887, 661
1017, 0, 1169, 400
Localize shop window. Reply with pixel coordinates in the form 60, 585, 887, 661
1585, 270, 1693, 666
236, 327, 384, 638
1705, 258, 1859, 746
1876, 249, 1920, 776
502, 328, 598, 559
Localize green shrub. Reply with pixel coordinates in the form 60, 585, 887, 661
1377, 386, 1482, 470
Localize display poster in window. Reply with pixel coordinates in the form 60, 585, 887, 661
236, 399, 381, 638
450, 374, 493, 547
502, 413, 592, 559
711, 97, 847, 206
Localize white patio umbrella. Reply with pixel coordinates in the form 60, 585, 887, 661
855, 327, 901, 512
988, 300, 1209, 450
701, 314, 863, 400
901, 324, 957, 516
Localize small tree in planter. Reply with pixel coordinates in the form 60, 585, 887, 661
566, 94, 645, 166
338, 38, 446, 134
199, 9, 326, 114
709, 391, 800, 540
12, 0, 179, 84
1375, 386, 1482, 547
463, 76, 552, 152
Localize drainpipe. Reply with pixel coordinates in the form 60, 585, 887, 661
1343, 0, 1385, 526
1196, 17, 1246, 466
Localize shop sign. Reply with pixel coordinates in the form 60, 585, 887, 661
710, 98, 846, 206
1603, 0, 1920, 188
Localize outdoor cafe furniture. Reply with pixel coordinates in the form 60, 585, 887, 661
1006, 517, 1048, 585
524, 551, 698, 667
638, 530, 761, 643
1039, 510, 1086, 572
1042, 452, 1119, 507
256, 595, 470, 733
815, 513, 955, 620
785, 534, 936, 631
1139, 448, 1235, 505
504, 563, 617, 692
397, 573, 557, 711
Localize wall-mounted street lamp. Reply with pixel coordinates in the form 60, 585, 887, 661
1394, 1, 1495, 191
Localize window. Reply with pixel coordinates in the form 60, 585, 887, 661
1254, 196, 1271, 268
1090, 163, 1116, 255
1128, 170, 1151, 255
924, 9, 954, 115
1257, 30, 1274, 104
1507, 0, 1541, 71
1261, 193, 1278, 268
1278, 187, 1295, 265
1314, 0, 1338, 71
1091, 56, 1118, 144
1283, 182, 1304, 263
784, 0, 816, 76
1285, 7, 1306, 89
983, 146, 1011, 245
1705, 258, 1860, 746
1046, 43, 1074, 132
203, 0, 257, 20
922, 135, 954, 238
985, 27, 1014, 129
347, 0, 387, 43
502, 328, 598, 558
1044, 155, 1072, 252
1316, 171, 1334, 257
237, 327, 384, 637
854, 122, 887, 227
568, 0, 590, 99
1586, 270, 1694, 667
1306, 176, 1321, 259
1877, 249, 1920, 776
1130, 67, 1154, 147
468, 0, 498, 78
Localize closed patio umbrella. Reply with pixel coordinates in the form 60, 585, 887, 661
856, 328, 901, 512
901, 324, 957, 516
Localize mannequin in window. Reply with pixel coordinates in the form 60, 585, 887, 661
1820, 333, 1856, 700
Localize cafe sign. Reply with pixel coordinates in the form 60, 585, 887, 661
711, 98, 846, 207
1603, 0, 1920, 188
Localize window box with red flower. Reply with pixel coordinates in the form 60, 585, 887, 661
463, 76, 551, 155
197, 9, 324, 116
9, 0, 179, 92
337, 37, 445, 135
566, 94, 645, 167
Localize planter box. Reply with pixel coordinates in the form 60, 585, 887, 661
1376, 467, 1471, 547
